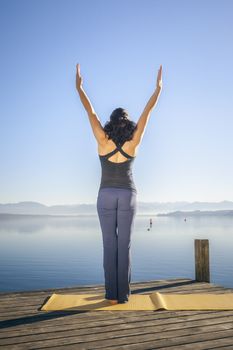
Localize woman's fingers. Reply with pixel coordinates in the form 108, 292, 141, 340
156, 65, 162, 89
158, 65, 162, 74
158, 65, 162, 76
76, 63, 81, 76
75, 63, 83, 88
76, 63, 82, 78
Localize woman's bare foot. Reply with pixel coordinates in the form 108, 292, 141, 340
108, 299, 118, 305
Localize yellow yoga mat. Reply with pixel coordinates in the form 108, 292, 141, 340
41, 292, 233, 311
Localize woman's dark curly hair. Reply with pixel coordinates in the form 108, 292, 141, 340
103, 108, 137, 145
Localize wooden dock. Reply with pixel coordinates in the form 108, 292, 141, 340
1, 278, 233, 349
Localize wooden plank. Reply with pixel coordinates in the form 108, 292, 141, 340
1, 279, 233, 350
1, 308, 233, 345
1, 310, 225, 335
1, 319, 233, 349
2, 308, 233, 335
0, 278, 194, 297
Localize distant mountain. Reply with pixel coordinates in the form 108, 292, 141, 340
0, 201, 95, 216
0, 200, 233, 216
138, 200, 233, 214
157, 209, 233, 217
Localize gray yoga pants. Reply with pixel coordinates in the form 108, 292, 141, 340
97, 187, 137, 302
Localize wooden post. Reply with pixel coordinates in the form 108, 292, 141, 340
195, 239, 210, 282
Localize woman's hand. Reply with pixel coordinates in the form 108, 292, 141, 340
76, 63, 83, 90
156, 64, 163, 91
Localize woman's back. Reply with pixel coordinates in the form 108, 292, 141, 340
98, 138, 138, 193
98, 139, 138, 163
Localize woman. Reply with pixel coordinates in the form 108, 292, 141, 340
76, 63, 162, 304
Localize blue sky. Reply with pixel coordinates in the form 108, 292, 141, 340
0, 0, 233, 205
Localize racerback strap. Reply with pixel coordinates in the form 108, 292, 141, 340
101, 142, 134, 159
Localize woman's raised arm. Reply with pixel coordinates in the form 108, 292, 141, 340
132, 65, 163, 146
76, 63, 106, 144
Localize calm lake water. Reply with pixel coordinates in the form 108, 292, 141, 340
0, 214, 233, 292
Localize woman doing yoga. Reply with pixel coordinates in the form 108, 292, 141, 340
76, 63, 162, 304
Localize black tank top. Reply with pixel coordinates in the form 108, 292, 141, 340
98, 141, 137, 193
